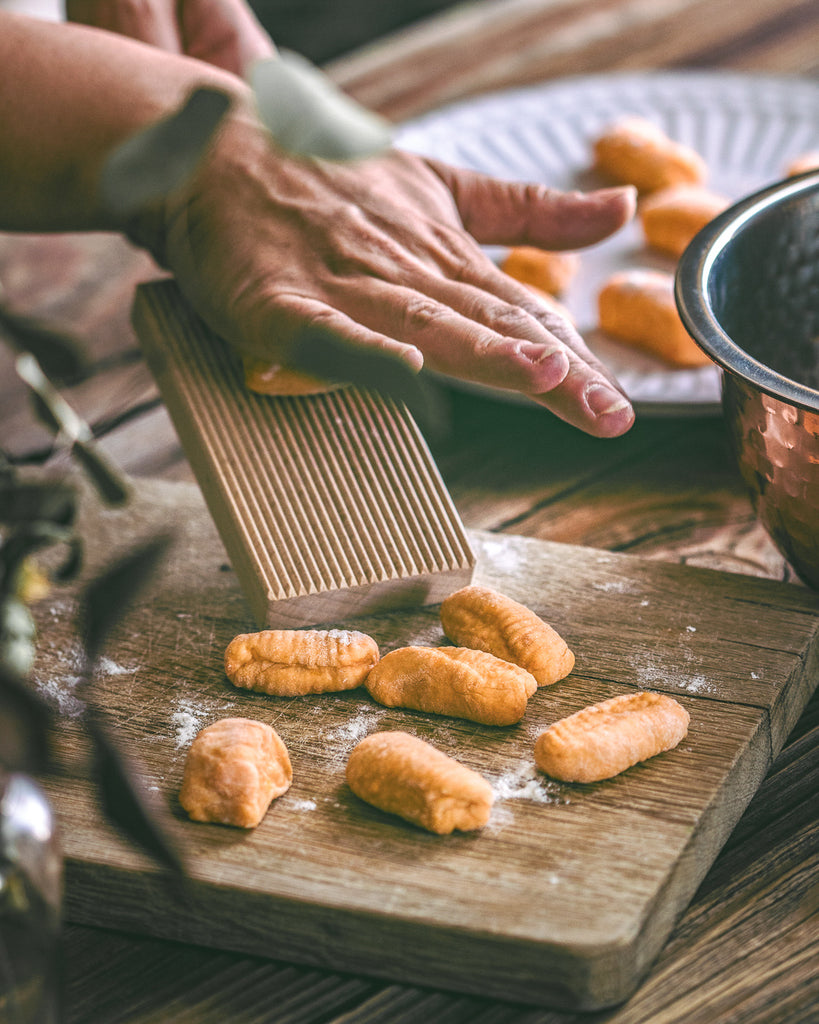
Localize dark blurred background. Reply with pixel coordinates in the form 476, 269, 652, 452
249, 0, 460, 63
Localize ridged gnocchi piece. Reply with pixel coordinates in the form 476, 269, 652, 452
225, 628, 379, 696
365, 645, 537, 726
242, 355, 341, 396
346, 731, 494, 834
440, 584, 574, 686
534, 691, 690, 783
785, 151, 819, 177
501, 246, 580, 296
639, 185, 729, 257
598, 268, 712, 367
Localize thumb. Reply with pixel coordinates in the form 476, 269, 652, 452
427, 158, 636, 250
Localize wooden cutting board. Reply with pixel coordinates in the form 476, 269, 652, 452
31, 476, 819, 1011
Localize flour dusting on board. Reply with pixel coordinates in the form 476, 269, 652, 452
492, 763, 565, 805
34, 638, 140, 717
630, 645, 716, 695
98, 656, 139, 676
592, 579, 642, 595
475, 534, 526, 574
35, 673, 84, 717
290, 798, 317, 812
321, 704, 386, 756
172, 698, 205, 749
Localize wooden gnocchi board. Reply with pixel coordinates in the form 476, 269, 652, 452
32, 476, 819, 1011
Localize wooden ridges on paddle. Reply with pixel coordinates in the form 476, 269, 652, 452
132, 280, 474, 627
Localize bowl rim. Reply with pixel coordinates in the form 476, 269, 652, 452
675, 168, 819, 414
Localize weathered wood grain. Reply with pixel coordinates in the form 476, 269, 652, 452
328, 0, 819, 121
31, 475, 819, 1010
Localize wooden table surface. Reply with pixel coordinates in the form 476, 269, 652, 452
2, 1, 818, 1021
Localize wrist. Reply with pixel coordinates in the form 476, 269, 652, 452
119, 78, 256, 265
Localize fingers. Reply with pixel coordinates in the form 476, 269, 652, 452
313, 272, 633, 436
231, 282, 633, 437
66, 0, 183, 51
324, 277, 572, 395
232, 292, 425, 372
399, 272, 635, 437
531, 366, 635, 438
439, 269, 636, 437
427, 159, 636, 250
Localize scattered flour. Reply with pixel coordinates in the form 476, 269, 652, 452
34, 642, 140, 718
475, 535, 526, 575
322, 706, 386, 753
34, 674, 84, 717
172, 699, 205, 749
98, 656, 139, 677
491, 763, 565, 805
629, 648, 716, 696
592, 579, 640, 595
679, 675, 714, 694
290, 798, 317, 812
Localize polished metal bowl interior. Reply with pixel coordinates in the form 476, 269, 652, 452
676, 170, 819, 588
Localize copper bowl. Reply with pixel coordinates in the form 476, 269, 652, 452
676, 170, 819, 588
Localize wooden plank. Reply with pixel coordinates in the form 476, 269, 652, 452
132, 280, 475, 628
30, 475, 819, 1010
327, 0, 819, 120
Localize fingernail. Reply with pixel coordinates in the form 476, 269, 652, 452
403, 345, 425, 373
519, 343, 570, 378
585, 382, 632, 418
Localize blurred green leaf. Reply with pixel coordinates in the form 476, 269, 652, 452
0, 663, 52, 773
251, 52, 392, 160
50, 534, 84, 584
0, 480, 76, 527
78, 533, 173, 667
0, 598, 37, 679
16, 353, 90, 441
16, 353, 130, 507
0, 304, 88, 384
99, 87, 232, 219
87, 713, 185, 875
0, 521, 76, 597
71, 441, 130, 507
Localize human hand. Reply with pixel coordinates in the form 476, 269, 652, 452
145, 99, 636, 437
66, 0, 274, 74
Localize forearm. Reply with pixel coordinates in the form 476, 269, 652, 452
0, 12, 248, 234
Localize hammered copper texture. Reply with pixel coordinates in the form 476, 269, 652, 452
724, 377, 819, 588
678, 173, 819, 589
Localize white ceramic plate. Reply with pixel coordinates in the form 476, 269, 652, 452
394, 71, 819, 414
